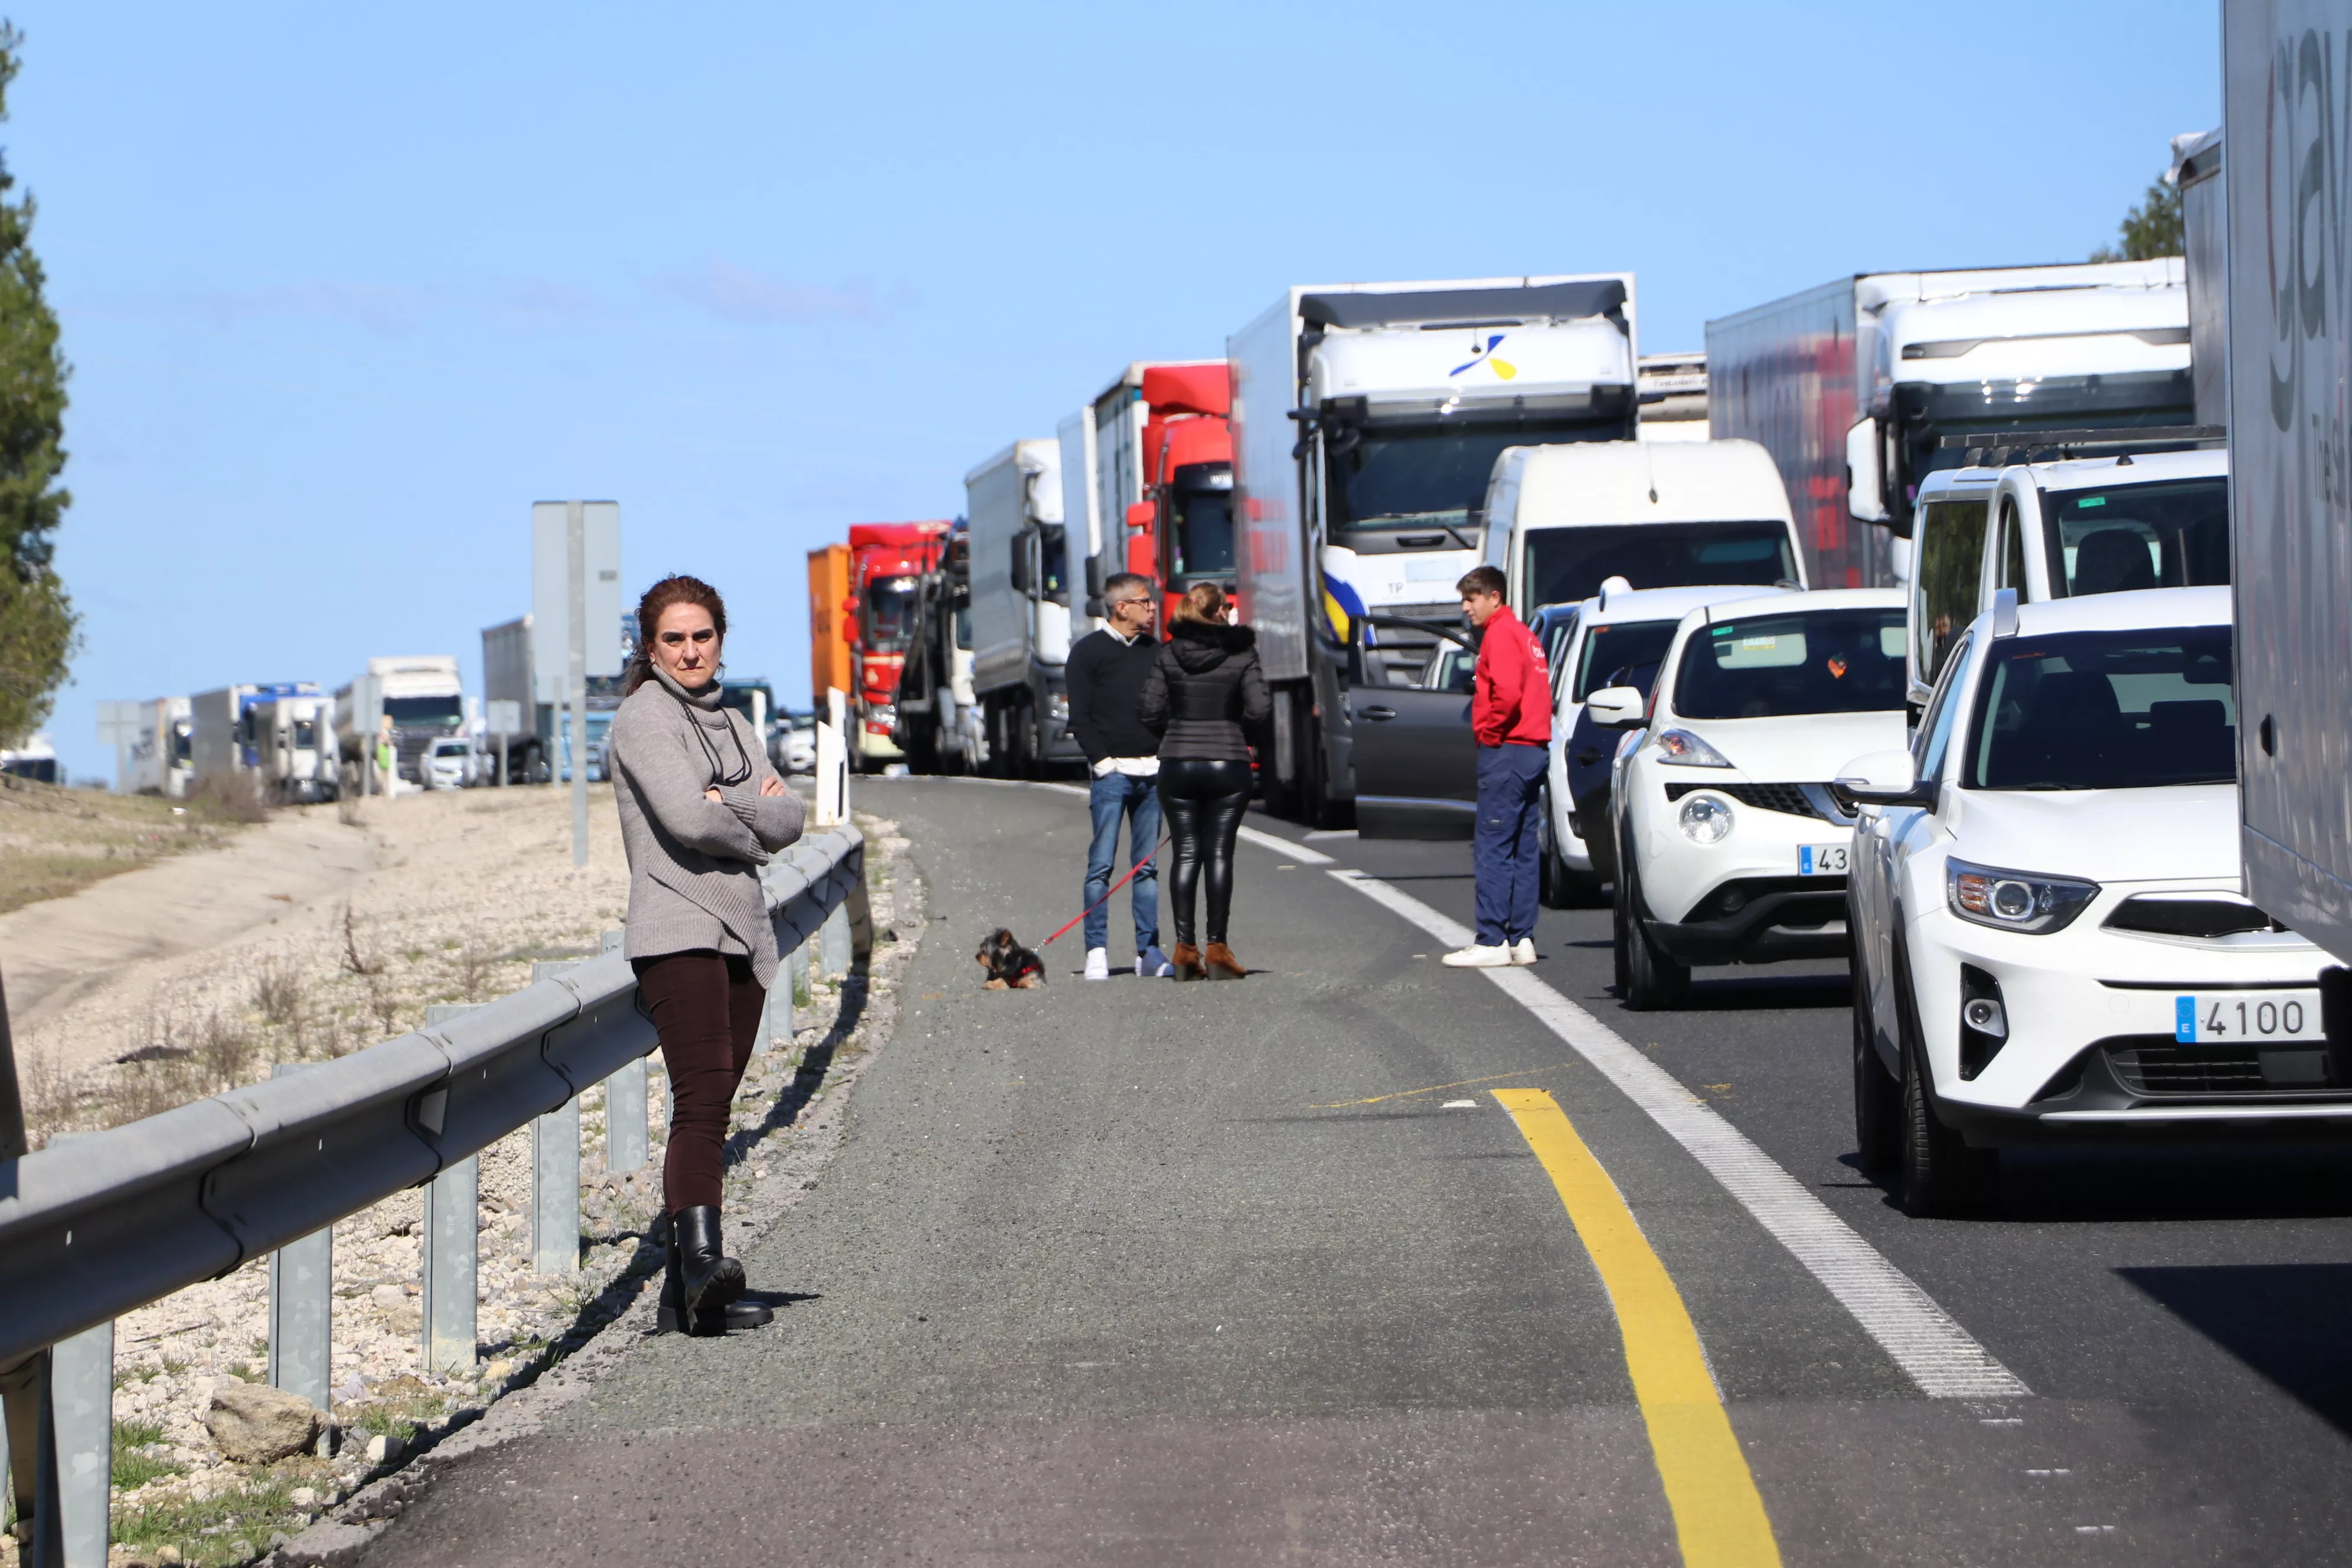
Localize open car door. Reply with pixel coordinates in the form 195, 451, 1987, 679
1353, 621, 1478, 839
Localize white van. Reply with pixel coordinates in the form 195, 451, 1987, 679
1482, 439, 1805, 615
1906, 445, 2229, 704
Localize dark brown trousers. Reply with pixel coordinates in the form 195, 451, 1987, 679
633, 949, 765, 1213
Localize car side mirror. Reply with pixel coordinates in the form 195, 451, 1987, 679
1586, 685, 1648, 730
1846, 417, 1888, 523
1837, 748, 1935, 806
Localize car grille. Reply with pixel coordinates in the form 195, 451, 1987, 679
2103, 897, 2287, 938
2105, 1034, 2331, 1095
1664, 780, 1853, 825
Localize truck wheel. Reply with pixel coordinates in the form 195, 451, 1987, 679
1852, 949, 1900, 1174
1896, 942, 1997, 1217
1616, 854, 1688, 1011
1014, 700, 1040, 781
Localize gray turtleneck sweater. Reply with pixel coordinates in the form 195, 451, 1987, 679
606, 665, 806, 986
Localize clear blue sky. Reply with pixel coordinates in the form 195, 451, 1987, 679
18, 1, 2219, 783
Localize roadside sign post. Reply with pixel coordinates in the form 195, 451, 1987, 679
531, 502, 622, 867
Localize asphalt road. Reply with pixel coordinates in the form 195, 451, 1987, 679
359, 778, 2352, 1566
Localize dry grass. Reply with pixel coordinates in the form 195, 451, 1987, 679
0, 775, 231, 916
184, 771, 271, 825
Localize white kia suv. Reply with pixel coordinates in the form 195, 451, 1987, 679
1840, 586, 2335, 1217
1600, 588, 1910, 1009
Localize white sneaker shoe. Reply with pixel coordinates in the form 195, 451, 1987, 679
1441, 943, 1514, 968
1083, 947, 1110, 981
1511, 939, 1537, 966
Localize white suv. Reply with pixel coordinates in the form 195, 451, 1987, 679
1600, 589, 1910, 1009
1840, 586, 2334, 1217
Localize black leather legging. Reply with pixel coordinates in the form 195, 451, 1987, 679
1158, 758, 1252, 946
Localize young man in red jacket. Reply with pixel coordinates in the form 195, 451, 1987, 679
1444, 565, 1550, 968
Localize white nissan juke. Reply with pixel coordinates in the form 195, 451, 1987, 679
1840, 586, 2336, 1217
1600, 588, 1911, 1010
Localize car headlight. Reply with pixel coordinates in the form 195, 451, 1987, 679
1652, 728, 1733, 767
1678, 793, 1734, 845
1946, 857, 2099, 935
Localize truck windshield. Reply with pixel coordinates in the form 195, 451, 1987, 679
1523, 522, 1795, 610
1325, 417, 1614, 544
1171, 477, 1235, 577
384, 695, 463, 727
864, 580, 917, 650
1894, 371, 2195, 503
1674, 608, 1909, 719
2043, 477, 2229, 596
1573, 619, 1681, 701
1965, 626, 2234, 789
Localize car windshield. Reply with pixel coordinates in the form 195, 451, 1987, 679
1674, 607, 1909, 718
1965, 626, 2234, 790
1522, 522, 1795, 610
1324, 416, 1614, 543
865, 580, 917, 649
2044, 477, 2229, 597
1573, 618, 1681, 701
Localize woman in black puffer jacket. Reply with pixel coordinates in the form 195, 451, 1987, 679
1139, 582, 1271, 980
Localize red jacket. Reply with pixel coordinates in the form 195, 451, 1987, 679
1472, 605, 1553, 749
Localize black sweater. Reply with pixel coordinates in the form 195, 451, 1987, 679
1064, 628, 1162, 765
1139, 620, 1272, 762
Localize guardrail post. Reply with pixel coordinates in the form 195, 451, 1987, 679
527, 963, 582, 1274
594, 931, 647, 1171
266, 1064, 333, 1440
819, 904, 851, 980
418, 1155, 478, 1375
48, 1317, 108, 1568
419, 1005, 480, 1376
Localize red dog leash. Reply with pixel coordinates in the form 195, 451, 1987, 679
1040, 834, 1174, 948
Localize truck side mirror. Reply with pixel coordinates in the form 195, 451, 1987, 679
1126, 499, 1157, 533
1010, 537, 1031, 593
1846, 418, 1889, 523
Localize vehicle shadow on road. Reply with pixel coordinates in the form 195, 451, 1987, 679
1985, 1148, 2352, 1224
2119, 1262, 2352, 1436
1597, 973, 1851, 1012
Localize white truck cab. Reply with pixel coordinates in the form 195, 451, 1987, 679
1907, 445, 2229, 704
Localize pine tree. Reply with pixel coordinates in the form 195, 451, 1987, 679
2090, 175, 2184, 264
0, 21, 73, 747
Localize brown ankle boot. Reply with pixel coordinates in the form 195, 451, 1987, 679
1203, 942, 1247, 980
1170, 942, 1203, 981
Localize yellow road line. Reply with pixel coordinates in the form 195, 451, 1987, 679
1494, 1087, 1781, 1568
1308, 1060, 1577, 1109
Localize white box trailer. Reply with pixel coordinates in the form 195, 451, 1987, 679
2223, 0, 2352, 971
1227, 274, 1641, 824
1707, 262, 2194, 592
963, 438, 1077, 775
107, 696, 191, 798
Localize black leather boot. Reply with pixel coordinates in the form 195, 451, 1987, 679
674, 1205, 746, 1313
655, 1217, 770, 1334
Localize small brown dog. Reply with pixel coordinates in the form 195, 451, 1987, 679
976, 928, 1045, 989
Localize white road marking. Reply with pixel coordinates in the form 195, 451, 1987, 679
1239, 825, 1333, 864
1329, 867, 2031, 1402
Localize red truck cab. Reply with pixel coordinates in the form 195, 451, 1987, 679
842, 520, 952, 768
1125, 364, 1234, 622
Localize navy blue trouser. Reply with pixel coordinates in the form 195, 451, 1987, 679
1474, 743, 1547, 947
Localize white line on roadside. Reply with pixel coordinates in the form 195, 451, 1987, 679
1330, 867, 2031, 1402
1238, 825, 1333, 865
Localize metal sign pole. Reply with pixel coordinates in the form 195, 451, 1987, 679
568, 501, 590, 868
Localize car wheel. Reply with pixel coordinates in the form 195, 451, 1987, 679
1896, 944, 1996, 1216
1852, 950, 1900, 1174
1617, 853, 1689, 1011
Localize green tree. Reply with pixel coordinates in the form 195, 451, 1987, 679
0, 21, 72, 746
2090, 174, 2184, 263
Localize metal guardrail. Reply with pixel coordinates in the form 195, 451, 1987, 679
0, 822, 866, 1368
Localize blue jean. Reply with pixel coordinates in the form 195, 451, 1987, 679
1474, 743, 1547, 946
1086, 769, 1162, 953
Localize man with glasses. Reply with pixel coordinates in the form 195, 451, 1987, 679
1066, 572, 1172, 979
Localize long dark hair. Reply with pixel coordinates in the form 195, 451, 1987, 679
625, 574, 729, 695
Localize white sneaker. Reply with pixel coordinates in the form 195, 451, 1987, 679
1511, 939, 1537, 966
1441, 943, 1513, 968
1083, 947, 1110, 981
